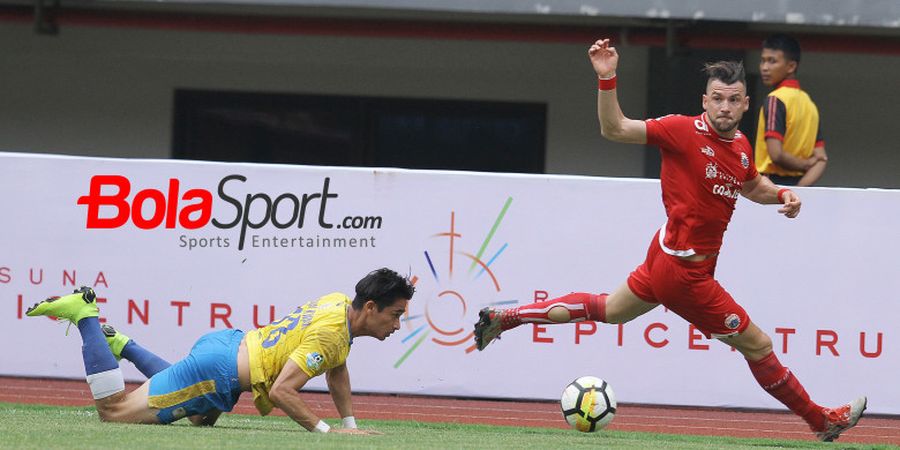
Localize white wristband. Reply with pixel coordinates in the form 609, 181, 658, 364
313, 420, 331, 433
341, 416, 357, 429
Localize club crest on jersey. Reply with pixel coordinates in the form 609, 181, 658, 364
705, 162, 718, 179
725, 313, 741, 330
700, 145, 715, 157
306, 352, 324, 372
740, 152, 750, 168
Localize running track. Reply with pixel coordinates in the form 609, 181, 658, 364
1, 377, 897, 445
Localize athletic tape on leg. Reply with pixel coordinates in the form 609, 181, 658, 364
85, 367, 125, 399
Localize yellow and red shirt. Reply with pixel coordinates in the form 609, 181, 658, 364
755, 79, 825, 177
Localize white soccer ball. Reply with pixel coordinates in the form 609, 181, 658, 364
560, 376, 617, 432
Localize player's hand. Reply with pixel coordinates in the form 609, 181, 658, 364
813, 146, 828, 162
802, 148, 828, 170
588, 38, 618, 78
331, 428, 383, 435
802, 157, 816, 170
777, 190, 801, 218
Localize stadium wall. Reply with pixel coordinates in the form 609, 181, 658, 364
0, 22, 898, 187
0, 22, 647, 179
1, 152, 896, 414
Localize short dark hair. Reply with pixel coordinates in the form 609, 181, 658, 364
762, 34, 801, 64
352, 267, 415, 311
703, 61, 746, 87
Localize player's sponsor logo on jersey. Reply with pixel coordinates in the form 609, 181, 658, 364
740, 152, 750, 169
724, 313, 741, 330
712, 184, 739, 200
705, 163, 718, 179
710, 169, 740, 185
699, 146, 715, 157
306, 352, 324, 372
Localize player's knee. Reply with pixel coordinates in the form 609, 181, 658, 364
734, 331, 773, 359
602, 291, 650, 324
96, 403, 120, 422
603, 308, 636, 324
745, 329, 773, 353
95, 395, 140, 423
547, 306, 571, 323
754, 334, 774, 355
602, 312, 626, 324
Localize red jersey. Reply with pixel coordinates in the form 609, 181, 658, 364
645, 113, 758, 255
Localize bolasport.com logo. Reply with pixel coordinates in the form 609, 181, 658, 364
76, 174, 383, 251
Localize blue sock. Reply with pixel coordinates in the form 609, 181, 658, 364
77, 317, 119, 376
121, 341, 171, 377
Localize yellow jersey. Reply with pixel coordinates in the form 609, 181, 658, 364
245, 292, 352, 415
755, 79, 825, 177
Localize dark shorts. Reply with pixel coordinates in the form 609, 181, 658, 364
762, 173, 801, 186
626, 232, 750, 338
148, 329, 244, 424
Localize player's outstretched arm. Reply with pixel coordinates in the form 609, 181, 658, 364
741, 174, 801, 218
326, 363, 361, 430
270, 360, 325, 431
270, 360, 379, 435
327, 364, 382, 434
588, 38, 647, 144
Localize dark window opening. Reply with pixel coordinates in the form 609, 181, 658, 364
173, 90, 546, 174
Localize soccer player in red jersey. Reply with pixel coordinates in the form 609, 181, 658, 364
474, 38, 865, 442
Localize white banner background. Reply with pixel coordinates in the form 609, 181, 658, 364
1, 152, 896, 414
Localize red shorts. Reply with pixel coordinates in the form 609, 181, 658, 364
626, 232, 750, 338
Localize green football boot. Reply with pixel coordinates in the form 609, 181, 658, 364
25, 286, 99, 325
101, 324, 131, 361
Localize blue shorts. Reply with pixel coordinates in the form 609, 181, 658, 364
148, 329, 244, 424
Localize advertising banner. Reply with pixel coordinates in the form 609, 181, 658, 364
1, 152, 896, 413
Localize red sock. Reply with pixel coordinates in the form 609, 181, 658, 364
499, 293, 607, 330
747, 352, 825, 431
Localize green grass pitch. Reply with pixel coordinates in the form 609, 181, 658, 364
0, 403, 894, 449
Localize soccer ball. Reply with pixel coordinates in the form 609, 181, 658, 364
560, 376, 617, 432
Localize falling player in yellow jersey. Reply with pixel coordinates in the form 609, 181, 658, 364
26, 268, 414, 434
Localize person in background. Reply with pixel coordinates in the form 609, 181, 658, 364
755, 34, 827, 186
